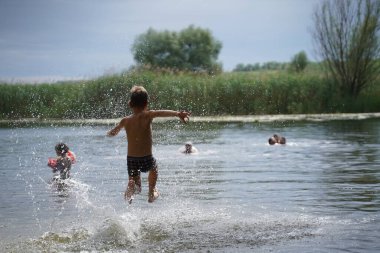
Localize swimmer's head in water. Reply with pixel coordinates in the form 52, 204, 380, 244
273, 134, 280, 142
268, 137, 276, 145
185, 142, 193, 153
55, 142, 69, 156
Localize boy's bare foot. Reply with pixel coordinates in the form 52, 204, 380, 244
126, 195, 134, 204
135, 184, 141, 194
148, 189, 159, 203
125, 189, 134, 204
124, 184, 141, 204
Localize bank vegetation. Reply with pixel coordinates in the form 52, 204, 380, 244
1, 69, 379, 120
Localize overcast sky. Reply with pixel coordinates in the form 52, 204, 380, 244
0, 0, 320, 82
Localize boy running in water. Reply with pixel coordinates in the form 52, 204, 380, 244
107, 86, 190, 203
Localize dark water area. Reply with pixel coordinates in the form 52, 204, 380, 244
0, 117, 379, 252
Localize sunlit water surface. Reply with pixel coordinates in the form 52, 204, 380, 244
0, 118, 379, 252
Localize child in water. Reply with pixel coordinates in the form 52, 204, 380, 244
48, 143, 76, 180
107, 85, 191, 204
179, 142, 198, 154
268, 134, 286, 145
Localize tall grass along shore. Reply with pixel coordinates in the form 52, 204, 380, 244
1, 71, 379, 120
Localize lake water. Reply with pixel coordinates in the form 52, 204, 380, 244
0, 117, 379, 252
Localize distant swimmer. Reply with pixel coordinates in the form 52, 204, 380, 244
179, 142, 198, 154
48, 142, 76, 180
107, 85, 191, 204
268, 134, 286, 145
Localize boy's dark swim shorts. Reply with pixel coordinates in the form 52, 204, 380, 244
127, 155, 157, 177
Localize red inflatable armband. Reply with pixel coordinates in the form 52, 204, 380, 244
67, 151, 76, 164
48, 158, 57, 168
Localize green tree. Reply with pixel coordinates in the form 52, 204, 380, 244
233, 63, 246, 72
131, 25, 222, 73
261, 61, 287, 70
312, 0, 380, 97
132, 29, 182, 69
233, 63, 261, 72
290, 51, 308, 73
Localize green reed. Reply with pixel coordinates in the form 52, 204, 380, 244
1, 70, 379, 119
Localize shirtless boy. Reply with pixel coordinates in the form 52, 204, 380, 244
107, 86, 190, 203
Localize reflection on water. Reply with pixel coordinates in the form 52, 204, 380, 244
318, 120, 380, 213
0, 118, 379, 252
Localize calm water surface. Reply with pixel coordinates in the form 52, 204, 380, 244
0, 118, 379, 252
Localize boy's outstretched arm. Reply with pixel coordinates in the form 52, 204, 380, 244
150, 110, 191, 123
107, 118, 127, 136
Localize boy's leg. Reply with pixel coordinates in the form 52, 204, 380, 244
125, 176, 137, 203
148, 167, 159, 203
134, 176, 141, 194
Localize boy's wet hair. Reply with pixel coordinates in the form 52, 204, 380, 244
129, 86, 148, 108
55, 142, 69, 155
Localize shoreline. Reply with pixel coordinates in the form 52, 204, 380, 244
1, 112, 380, 126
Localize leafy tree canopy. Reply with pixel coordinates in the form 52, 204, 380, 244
233, 61, 287, 72
290, 51, 309, 73
131, 25, 222, 73
312, 0, 380, 97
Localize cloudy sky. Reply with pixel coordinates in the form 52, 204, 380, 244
0, 0, 320, 82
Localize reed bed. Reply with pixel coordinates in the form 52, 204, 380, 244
1, 71, 379, 119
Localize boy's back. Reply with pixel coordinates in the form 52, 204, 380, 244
124, 111, 153, 157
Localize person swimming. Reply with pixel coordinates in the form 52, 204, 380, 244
179, 142, 198, 154
268, 134, 286, 145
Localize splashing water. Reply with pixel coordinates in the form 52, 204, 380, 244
1, 118, 380, 252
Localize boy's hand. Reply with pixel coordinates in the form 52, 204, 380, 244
107, 118, 126, 136
178, 111, 191, 123
107, 130, 116, 136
